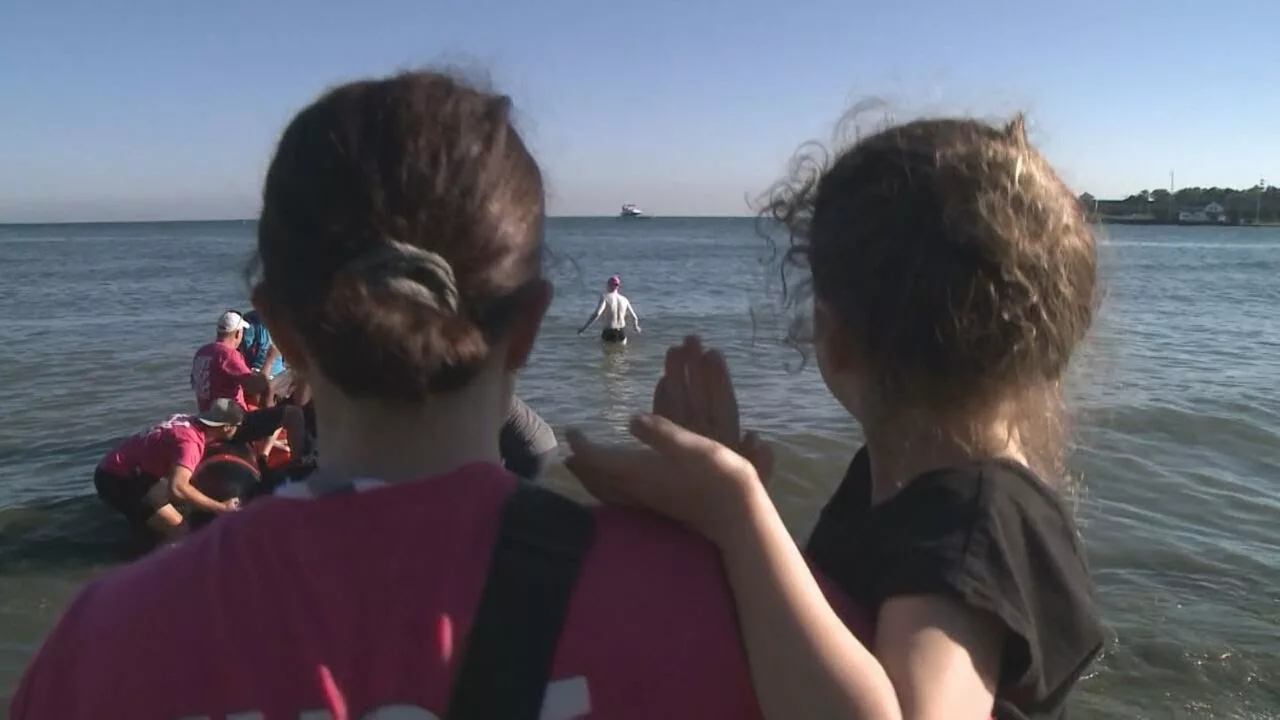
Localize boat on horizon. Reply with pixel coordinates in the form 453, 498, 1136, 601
619, 203, 650, 219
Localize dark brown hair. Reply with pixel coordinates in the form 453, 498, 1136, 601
761, 113, 1098, 479
254, 70, 544, 401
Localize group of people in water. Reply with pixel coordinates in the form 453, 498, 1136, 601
91, 301, 578, 545
92, 308, 308, 543
14, 69, 1105, 720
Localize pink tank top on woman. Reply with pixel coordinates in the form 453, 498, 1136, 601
13, 463, 871, 719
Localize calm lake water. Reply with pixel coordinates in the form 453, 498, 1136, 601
0, 218, 1277, 718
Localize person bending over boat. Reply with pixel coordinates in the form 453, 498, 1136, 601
11, 69, 866, 720
501, 395, 557, 480
578, 274, 641, 343
93, 398, 244, 543
191, 310, 307, 463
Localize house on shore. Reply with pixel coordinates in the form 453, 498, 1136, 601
1178, 202, 1228, 224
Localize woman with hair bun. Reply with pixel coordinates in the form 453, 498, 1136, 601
12, 70, 865, 720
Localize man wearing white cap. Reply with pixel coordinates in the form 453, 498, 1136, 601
191, 311, 305, 462
93, 398, 245, 542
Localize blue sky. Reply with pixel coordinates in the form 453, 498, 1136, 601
2, 0, 1278, 222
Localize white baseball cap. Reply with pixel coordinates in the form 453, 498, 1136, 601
217, 310, 251, 334
196, 398, 245, 427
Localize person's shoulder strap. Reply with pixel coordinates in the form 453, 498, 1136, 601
445, 481, 595, 720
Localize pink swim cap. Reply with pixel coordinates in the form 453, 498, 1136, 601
606, 275, 621, 289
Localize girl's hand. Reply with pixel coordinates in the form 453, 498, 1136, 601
651, 335, 772, 481
566, 413, 768, 548
565, 335, 775, 546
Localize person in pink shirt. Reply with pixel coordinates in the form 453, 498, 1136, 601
12, 70, 868, 720
93, 398, 244, 542
192, 309, 307, 462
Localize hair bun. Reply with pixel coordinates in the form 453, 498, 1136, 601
253, 70, 545, 403
316, 256, 489, 400
346, 240, 460, 314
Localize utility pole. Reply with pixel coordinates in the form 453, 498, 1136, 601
1258, 177, 1266, 225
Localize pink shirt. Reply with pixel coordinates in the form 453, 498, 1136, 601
13, 463, 871, 720
191, 341, 252, 411
98, 415, 207, 479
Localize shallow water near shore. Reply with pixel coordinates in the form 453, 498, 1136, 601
0, 218, 1277, 718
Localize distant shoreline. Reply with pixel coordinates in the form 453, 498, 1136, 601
1095, 216, 1280, 228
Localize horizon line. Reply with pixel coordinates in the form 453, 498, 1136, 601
0, 214, 758, 227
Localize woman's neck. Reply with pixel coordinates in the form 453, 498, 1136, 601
863, 414, 1027, 505
311, 374, 509, 484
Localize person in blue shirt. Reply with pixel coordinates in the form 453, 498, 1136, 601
238, 310, 286, 378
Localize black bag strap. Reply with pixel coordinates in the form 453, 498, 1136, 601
445, 481, 595, 720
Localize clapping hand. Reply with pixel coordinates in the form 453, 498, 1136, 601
650, 336, 771, 477
565, 336, 774, 545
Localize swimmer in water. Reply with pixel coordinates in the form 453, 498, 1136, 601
578, 275, 641, 343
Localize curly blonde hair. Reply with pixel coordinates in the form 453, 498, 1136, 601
759, 113, 1098, 484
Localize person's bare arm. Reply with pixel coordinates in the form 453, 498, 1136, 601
235, 370, 270, 396
626, 300, 642, 333
718, 483, 1006, 719
261, 344, 281, 377
718, 483, 903, 719
578, 296, 607, 334
567, 398, 1002, 719
224, 351, 270, 397
167, 465, 233, 514
875, 597, 1002, 719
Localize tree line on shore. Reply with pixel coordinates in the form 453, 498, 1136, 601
1079, 185, 1280, 224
